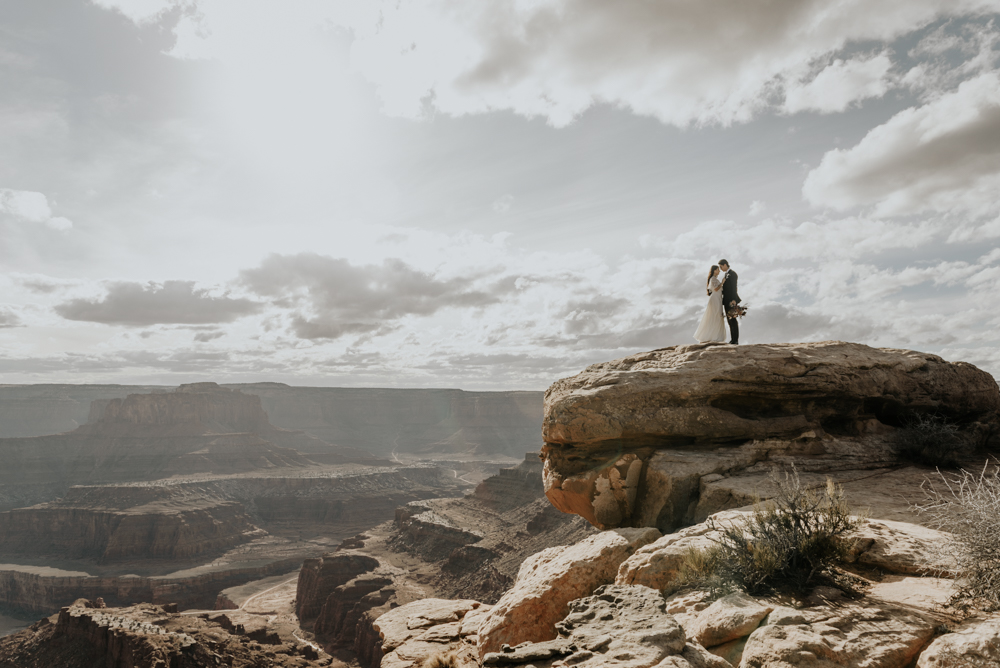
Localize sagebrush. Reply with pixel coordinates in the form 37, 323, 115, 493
912, 461, 1000, 610
679, 466, 860, 596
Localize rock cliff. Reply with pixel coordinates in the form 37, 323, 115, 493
541, 342, 1000, 531
0, 599, 327, 667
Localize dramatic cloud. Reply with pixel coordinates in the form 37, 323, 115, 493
96, 0, 996, 128
341, 0, 994, 127
239, 253, 506, 340
54, 281, 262, 326
0, 189, 73, 230
804, 71, 1000, 216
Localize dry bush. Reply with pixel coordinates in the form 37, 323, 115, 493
680, 466, 859, 596
894, 413, 967, 468
912, 461, 1000, 610
420, 651, 459, 668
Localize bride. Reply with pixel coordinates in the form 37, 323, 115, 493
693, 264, 727, 343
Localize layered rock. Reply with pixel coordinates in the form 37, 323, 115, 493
295, 552, 381, 623
0, 384, 320, 487
541, 342, 1000, 531
0, 501, 262, 562
0, 556, 305, 616
0, 599, 327, 667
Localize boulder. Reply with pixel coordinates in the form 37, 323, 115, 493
482, 584, 722, 668
615, 510, 745, 594
740, 600, 936, 668
373, 598, 486, 668
915, 616, 1000, 667
541, 342, 1000, 530
688, 591, 772, 648
476, 527, 660, 657
848, 519, 956, 576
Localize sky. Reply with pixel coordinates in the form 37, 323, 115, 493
1, 0, 1000, 389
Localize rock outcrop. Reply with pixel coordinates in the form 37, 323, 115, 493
0, 599, 327, 667
541, 342, 1000, 531
615, 509, 956, 596
916, 615, 1000, 667
480, 584, 728, 668
369, 598, 486, 668
295, 551, 381, 626
476, 527, 660, 657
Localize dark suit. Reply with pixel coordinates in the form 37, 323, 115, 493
721, 269, 741, 344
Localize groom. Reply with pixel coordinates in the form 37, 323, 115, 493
719, 259, 741, 344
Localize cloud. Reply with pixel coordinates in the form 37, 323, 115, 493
193, 330, 225, 342
663, 217, 941, 264
803, 71, 1000, 216
341, 0, 993, 127
0, 309, 22, 328
54, 281, 262, 326
783, 52, 894, 114
0, 188, 73, 230
239, 253, 507, 340
96, 0, 996, 128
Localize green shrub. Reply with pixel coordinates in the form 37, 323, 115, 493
680, 466, 859, 596
894, 413, 966, 468
913, 461, 1000, 610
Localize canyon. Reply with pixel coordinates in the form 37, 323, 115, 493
0, 382, 529, 626
3, 341, 1000, 667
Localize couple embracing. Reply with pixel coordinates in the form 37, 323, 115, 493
693, 259, 745, 344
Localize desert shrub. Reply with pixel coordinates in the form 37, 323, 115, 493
420, 651, 459, 668
894, 412, 966, 468
680, 466, 859, 596
912, 461, 1000, 610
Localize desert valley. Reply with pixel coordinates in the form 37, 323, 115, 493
0, 341, 999, 667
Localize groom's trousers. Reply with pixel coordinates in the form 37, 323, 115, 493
727, 316, 739, 344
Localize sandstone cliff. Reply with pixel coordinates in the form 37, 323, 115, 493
541, 341, 1000, 531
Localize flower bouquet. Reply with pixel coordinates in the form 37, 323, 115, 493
726, 302, 748, 319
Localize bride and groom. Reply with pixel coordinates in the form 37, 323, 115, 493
694, 259, 744, 344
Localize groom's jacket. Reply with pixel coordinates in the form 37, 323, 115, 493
722, 270, 740, 309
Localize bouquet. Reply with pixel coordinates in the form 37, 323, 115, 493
726, 302, 748, 319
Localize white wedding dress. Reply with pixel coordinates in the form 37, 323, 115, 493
693, 276, 727, 343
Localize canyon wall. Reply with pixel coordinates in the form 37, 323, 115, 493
0, 502, 262, 562
0, 383, 544, 457
0, 557, 305, 615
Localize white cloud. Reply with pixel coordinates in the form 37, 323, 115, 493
784, 53, 894, 114
803, 71, 1000, 216
0, 188, 73, 230
343, 0, 995, 127
749, 200, 766, 216
0, 189, 51, 222
96, 0, 998, 128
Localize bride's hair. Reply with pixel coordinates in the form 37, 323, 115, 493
706, 265, 719, 295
